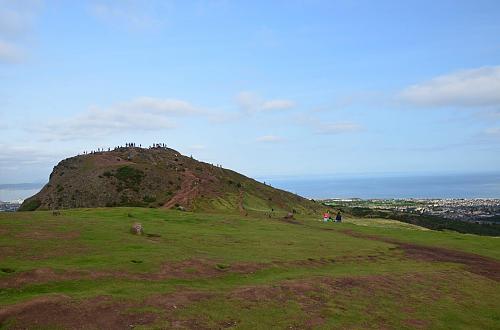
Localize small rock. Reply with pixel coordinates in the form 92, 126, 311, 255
130, 222, 143, 235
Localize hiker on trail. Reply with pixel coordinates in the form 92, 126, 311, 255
335, 212, 342, 223
323, 212, 330, 222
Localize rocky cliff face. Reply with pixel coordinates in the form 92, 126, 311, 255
20, 146, 319, 214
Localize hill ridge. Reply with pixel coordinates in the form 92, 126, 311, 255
20, 146, 319, 214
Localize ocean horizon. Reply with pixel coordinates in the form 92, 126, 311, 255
2, 172, 500, 202
263, 172, 500, 200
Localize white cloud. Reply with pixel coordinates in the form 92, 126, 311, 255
0, 40, 22, 63
262, 99, 295, 111
483, 127, 500, 138
89, 1, 167, 31
0, 0, 41, 64
399, 66, 500, 108
296, 114, 363, 135
0, 0, 39, 35
316, 122, 363, 135
119, 97, 200, 115
236, 91, 295, 113
38, 97, 204, 141
0, 143, 66, 166
256, 135, 285, 143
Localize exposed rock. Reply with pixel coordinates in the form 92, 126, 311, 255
130, 223, 143, 235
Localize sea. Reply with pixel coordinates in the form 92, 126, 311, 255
0, 183, 44, 203
262, 172, 500, 200
1, 172, 500, 202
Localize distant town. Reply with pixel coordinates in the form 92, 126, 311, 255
0, 200, 23, 212
323, 198, 500, 224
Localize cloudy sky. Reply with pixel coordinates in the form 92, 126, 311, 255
1, 0, 500, 184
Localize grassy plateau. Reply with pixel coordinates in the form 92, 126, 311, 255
0, 208, 499, 329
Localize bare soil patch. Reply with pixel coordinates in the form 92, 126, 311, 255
0, 295, 157, 330
0, 259, 267, 289
0, 270, 474, 329
1, 253, 392, 290
164, 171, 200, 209
228, 272, 452, 329
340, 229, 500, 281
0, 268, 108, 289
15, 230, 80, 240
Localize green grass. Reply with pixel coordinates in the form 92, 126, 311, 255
0, 208, 499, 329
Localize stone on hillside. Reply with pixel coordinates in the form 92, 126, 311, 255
130, 222, 143, 235
284, 212, 294, 219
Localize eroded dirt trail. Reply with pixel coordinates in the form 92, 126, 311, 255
163, 171, 200, 209
339, 229, 500, 281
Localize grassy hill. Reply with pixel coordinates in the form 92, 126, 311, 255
1, 208, 499, 329
19, 146, 319, 215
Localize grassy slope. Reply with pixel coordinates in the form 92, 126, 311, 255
1, 208, 499, 329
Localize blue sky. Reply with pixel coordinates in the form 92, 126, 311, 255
1, 0, 500, 184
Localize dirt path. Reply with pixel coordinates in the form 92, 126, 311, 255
163, 171, 199, 209
238, 188, 245, 213
339, 229, 500, 281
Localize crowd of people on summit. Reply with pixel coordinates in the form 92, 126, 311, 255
80, 142, 169, 155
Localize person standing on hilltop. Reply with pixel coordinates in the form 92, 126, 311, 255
323, 212, 330, 222
335, 212, 342, 223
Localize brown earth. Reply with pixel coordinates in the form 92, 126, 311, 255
0, 254, 395, 290
0, 295, 157, 330
339, 229, 500, 281
15, 230, 80, 240
163, 170, 203, 209
0, 266, 488, 329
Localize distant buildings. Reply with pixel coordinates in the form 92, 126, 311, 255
323, 198, 500, 224
0, 201, 22, 212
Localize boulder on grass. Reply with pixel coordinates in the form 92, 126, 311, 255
284, 212, 294, 220
130, 222, 143, 235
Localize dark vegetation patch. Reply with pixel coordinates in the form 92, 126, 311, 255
105, 166, 145, 194
216, 263, 230, 270
17, 199, 41, 212
1, 267, 15, 274
142, 195, 156, 203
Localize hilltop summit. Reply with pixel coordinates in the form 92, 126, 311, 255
20, 145, 319, 214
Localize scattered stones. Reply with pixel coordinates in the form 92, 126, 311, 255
130, 223, 143, 235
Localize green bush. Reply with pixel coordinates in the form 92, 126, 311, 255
143, 195, 156, 203
18, 199, 42, 211
113, 166, 144, 191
